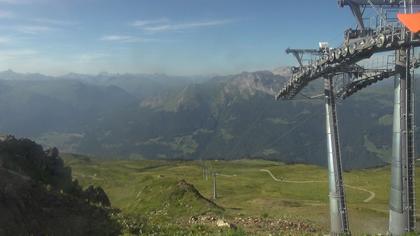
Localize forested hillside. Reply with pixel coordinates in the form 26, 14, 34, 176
0, 70, 411, 169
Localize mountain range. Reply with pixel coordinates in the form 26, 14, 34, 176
0, 69, 412, 169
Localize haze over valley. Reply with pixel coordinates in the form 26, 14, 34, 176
0, 69, 408, 169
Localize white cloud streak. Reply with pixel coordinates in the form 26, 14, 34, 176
0, 17, 74, 36
100, 35, 157, 43
132, 19, 235, 33
0, 0, 43, 4
15, 25, 53, 34
76, 53, 108, 63
0, 0, 23, 3
132, 18, 168, 27
0, 36, 11, 43
0, 10, 14, 18
0, 49, 37, 60
32, 18, 78, 26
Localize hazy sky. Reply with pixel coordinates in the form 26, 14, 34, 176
0, 0, 361, 75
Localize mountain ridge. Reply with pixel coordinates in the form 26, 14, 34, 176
0, 69, 410, 169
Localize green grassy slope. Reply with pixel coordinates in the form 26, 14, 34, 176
63, 154, 420, 235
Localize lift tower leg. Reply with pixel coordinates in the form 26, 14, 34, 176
324, 76, 350, 235
389, 47, 416, 235
212, 172, 217, 200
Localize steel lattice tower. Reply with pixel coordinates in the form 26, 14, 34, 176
275, 1, 420, 235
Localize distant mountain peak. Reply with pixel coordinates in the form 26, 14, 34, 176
0, 69, 18, 75
272, 67, 292, 78
0, 70, 53, 80
225, 70, 287, 96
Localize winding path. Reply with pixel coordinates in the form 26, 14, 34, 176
259, 169, 375, 203
344, 184, 376, 203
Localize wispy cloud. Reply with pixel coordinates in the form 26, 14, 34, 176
132, 18, 235, 33
0, 0, 23, 3
76, 53, 109, 63
0, 0, 43, 4
0, 17, 75, 35
100, 35, 158, 43
0, 49, 37, 60
0, 36, 11, 43
0, 10, 14, 18
16, 18, 77, 34
32, 18, 78, 26
16, 25, 53, 34
132, 18, 168, 27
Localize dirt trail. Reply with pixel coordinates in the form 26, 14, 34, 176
259, 169, 325, 183
259, 169, 375, 203
344, 184, 376, 203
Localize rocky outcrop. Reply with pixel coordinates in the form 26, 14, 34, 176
0, 136, 121, 235
189, 215, 319, 234
0, 167, 121, 235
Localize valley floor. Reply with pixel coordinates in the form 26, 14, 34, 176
63, 155, 420, 235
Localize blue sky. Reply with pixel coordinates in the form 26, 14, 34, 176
0, 0, 359, 75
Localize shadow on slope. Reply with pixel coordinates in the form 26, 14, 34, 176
0, 168, 120, 235
0, 136, 121, 236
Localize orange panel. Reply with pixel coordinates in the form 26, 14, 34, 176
398, 12, 420, 33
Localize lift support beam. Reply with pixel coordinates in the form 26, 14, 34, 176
285, 48, 321, 67
389, 47, 416, 235
324, 76, 350, 235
